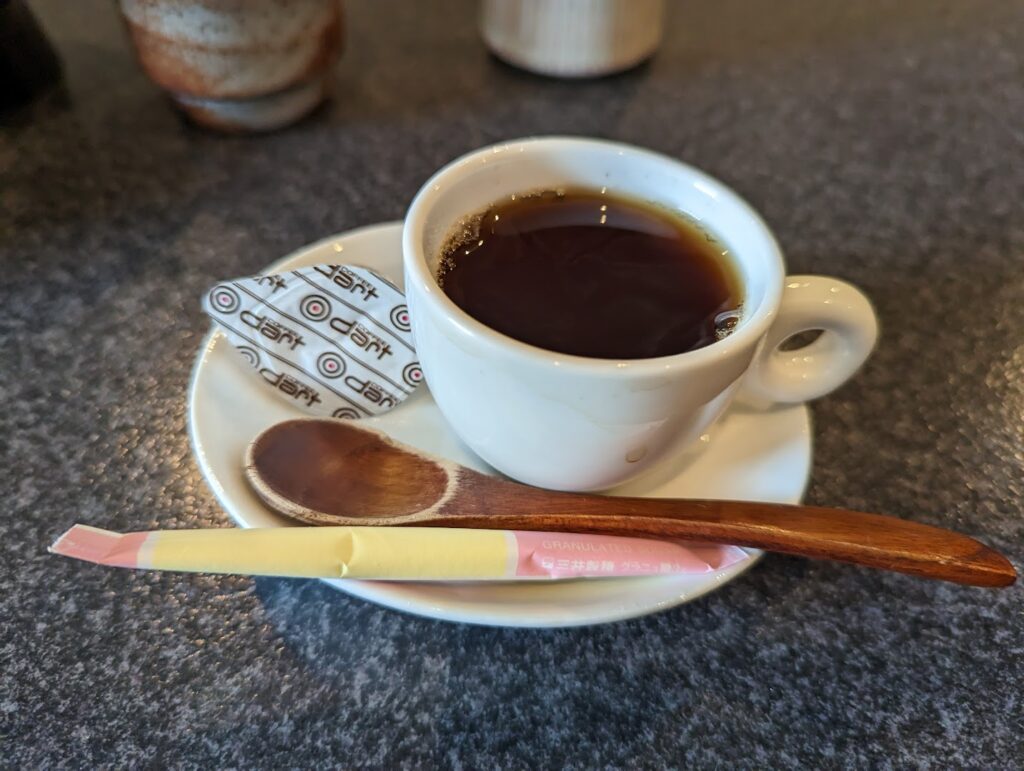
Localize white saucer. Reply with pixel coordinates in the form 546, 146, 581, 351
188, 222, 812, 628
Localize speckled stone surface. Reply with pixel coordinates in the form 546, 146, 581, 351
3, 1, 1024, 767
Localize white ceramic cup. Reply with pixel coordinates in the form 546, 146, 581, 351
403, 137, 878, 491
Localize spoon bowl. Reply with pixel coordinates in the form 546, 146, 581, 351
249, 419, 449, 520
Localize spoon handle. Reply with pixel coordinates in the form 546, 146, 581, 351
433, 483, 1015, 587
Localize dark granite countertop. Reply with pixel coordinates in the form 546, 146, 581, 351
4, 0, 1023, 766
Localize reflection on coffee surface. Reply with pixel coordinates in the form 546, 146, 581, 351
436, 189, 743, 359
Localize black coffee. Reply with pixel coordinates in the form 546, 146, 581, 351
436, 189, 742, 359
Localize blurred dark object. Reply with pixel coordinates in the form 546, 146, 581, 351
0, 0, 61, 111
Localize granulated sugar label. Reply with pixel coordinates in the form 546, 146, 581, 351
202, 265, 422, 418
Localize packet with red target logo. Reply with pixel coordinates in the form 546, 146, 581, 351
202, 265, 422, 418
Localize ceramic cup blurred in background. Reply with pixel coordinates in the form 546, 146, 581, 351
480, 0, 664, 78
118, 0, 343, 132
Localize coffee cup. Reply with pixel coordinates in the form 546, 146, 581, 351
403, 137, 877, 491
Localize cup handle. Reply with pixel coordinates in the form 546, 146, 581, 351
742, 275, 878, 404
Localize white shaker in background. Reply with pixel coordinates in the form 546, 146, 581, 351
480, 0, 664, 78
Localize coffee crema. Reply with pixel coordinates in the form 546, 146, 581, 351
436, 189, 743, 359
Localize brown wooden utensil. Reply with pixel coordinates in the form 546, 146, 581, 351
245, 418, 1015, 587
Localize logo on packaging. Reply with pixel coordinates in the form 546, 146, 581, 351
256, 275, 287, 293
313, 265, 381, 302
300, 294, 332, 322
390, 305, 411, 332
235, 345, 261, 368
316, 352, 346, 379
328, 316, 393, 360
258, 367, 322, 408
240, 311, 305, 351
209, 286, 240, 314
204, 265, 423, 419
402, 363, 423, 387
343, 375, 398, 409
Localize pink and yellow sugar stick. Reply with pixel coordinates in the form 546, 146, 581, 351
50, 524, 750, 581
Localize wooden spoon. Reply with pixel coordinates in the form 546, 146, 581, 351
244, 418, 1015, 587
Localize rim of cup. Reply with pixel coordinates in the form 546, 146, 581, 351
403, 136, 785, 373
